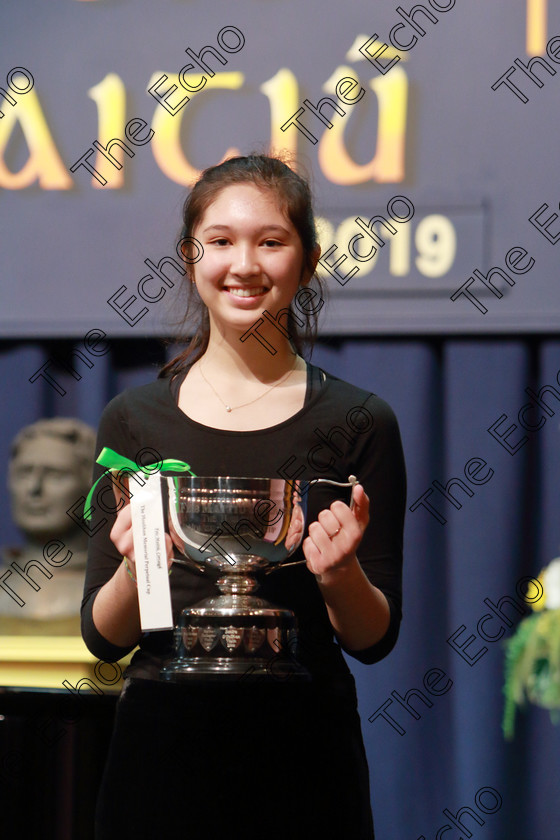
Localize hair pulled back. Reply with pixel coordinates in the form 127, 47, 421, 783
159, 154, 324, 379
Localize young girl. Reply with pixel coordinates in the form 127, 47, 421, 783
82, 155, 406, 840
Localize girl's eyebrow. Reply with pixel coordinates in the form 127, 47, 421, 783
202, 224, 291, 235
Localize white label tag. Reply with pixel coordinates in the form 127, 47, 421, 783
129, 471, 174, 631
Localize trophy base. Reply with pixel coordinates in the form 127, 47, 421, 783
160, 655, 309, 682
160, 593, 310, 683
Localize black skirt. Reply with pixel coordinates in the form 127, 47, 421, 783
95, 675, 375, 840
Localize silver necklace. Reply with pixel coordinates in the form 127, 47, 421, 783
199, 354, 299, 412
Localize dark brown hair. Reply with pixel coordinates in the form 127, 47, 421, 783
159, 154, 325, 379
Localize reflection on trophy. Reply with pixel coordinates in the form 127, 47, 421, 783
160, 475, 358, 682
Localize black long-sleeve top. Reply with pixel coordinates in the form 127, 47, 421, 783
81, 362, 406, 684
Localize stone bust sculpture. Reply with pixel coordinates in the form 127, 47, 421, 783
0, 418, 96, 634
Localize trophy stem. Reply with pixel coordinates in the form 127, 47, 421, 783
216, 574, 258, 596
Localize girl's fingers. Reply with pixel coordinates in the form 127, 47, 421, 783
303, 488, 371, 576
317, 508, 342, 540
350, 484, 370, 529
110, 504, 178, 570
109, 503, 134, 559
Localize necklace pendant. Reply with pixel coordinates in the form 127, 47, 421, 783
225, 405, 232, 412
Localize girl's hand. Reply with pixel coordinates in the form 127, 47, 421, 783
109, 503, 174, 578
302, 484, 370, 578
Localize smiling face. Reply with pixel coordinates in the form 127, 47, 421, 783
192, 183, 308, 338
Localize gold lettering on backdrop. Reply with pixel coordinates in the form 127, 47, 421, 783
88, 73, 127, 189
149, 72, 244, 186
0, 88, 72, 189
315, 217, 404, 281
526, 0, 548, 56
0, 63, 409, 189
259, 69, 299, 163
314, 213, 457, 282
318, 65, 408, 185
415, 215, 456, 277
391, 221, 410, 277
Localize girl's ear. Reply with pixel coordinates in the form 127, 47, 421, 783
301, 244, 321, 286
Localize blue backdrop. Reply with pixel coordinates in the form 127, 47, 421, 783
2, 335, 559, 839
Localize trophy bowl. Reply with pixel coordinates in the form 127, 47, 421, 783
159, 475, 357, 682
160, 476, 307, 682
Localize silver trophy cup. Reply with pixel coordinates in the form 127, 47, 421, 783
159, 475, 358, 681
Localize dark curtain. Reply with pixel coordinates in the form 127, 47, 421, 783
1, 335, 559, 840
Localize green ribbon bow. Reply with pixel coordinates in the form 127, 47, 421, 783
83, 446, 197, 521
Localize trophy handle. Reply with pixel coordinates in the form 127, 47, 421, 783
268, 475, 359, 573
308, 474, 359, 512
